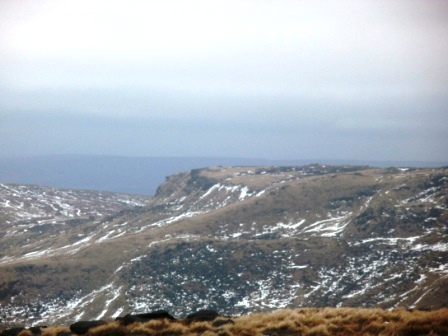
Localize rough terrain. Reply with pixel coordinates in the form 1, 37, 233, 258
1, 164, 447, 328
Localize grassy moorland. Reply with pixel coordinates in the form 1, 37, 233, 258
9, 308, 448, 336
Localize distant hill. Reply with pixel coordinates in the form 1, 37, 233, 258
1, 164, 447, 327
0, 155, 446, 195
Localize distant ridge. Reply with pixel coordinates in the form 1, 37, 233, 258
1, 164, 447, 326
0, 154, 446, 195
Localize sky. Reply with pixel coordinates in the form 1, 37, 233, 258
1, 0, 447, 162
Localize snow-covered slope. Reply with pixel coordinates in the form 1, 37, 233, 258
1, 165, 447, 327
0, 184, 151, 265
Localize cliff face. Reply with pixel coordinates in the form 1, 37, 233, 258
1, 165, 447, 327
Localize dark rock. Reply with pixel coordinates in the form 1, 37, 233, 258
134, 310, 176, 321
1, 328, 25, 336
69, 320, 106, 334
28, 326, 47, 335
186, 309, 220, 322
212, 319, 235, 328
121, 315, 146, 326
119, 310, 176, 326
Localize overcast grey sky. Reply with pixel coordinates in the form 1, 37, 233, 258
1, 0, 447, 162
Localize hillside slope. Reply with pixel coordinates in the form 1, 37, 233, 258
1, 164, 447, 327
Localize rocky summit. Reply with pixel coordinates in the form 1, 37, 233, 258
0, 164, 447, 328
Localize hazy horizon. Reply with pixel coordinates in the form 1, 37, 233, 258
1, 0, 447, 162
1, 152, 447, 166
0, 154, 446, 196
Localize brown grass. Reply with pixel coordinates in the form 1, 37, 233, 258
41, 325, 71, 336
125, 319, 190, 336
7, 308, 448, 336
82, 308, 448, 336
17, 330, 33, 336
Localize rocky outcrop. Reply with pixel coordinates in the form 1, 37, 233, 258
0, 326, 47, 336
185, 309, 221, 322
117, 310, 176, 326
69, 320, 106, 334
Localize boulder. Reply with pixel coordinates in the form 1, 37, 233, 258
28, 326, 47, 335
186, 309, 220, 322
69, 320, 106, 334
1, 328, 25, 336
134, 310, 176, 321
119, 315, 145, 326
119, 310, 176, 326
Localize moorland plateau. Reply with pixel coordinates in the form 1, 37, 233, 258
1, 164, 447, 331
